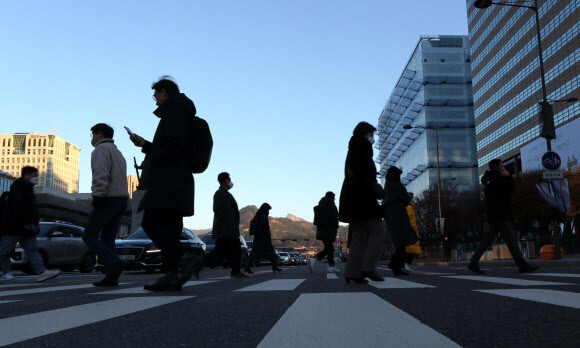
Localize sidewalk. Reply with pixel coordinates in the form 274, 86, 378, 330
412, 256, 580, 268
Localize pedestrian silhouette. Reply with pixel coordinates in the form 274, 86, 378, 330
340, 122, 386, 284
247, 203, 282, 274
130, 76, 200, 291
0, 166, 60, 282
82, 123, 129, 287
309, 192, 340, 273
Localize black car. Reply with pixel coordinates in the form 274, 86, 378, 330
201, 234, 249, 269
111, 228, 206, 273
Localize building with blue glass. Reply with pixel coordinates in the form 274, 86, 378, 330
0, 170, 15, 195
375, 35, 479, 196
466, 0, 579, 175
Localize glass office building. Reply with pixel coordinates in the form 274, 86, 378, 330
375, 36, 479, 196
466, 0, 580, 175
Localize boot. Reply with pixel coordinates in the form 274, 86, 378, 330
144, 272, 181, 292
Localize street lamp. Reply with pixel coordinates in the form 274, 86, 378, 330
473, 0, 555, 142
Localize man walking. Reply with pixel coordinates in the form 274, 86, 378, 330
309, 192, 340, 273
468, 159, 538, 274
0, 166, 60, 282
82, 124, 129, 286
130, 76, 198, 291
212, 172, 248, 278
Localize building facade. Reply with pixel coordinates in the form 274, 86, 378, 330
466, 0, 580, 175
0, 133, 81, 193
0, 170, 16, 194
127, 175, 139, 199
375, 35, 479, 196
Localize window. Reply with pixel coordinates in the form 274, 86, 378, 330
423, 59, 427, 62
441, 59, 445, 62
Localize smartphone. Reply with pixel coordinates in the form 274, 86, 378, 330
124, 126, 134, 136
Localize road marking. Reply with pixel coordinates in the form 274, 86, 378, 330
0, 283, 129, 298
206, 269, 275, 280
235, 279, 305, 292
88, 280, 218, 295
525, 273, 580, 278
0, 296, 194, 346
0, 300, 21, 305
370, 278, 435, 289
443, 275, 570, 286
327, 273, 339, 279
258, 292, 459, 347
475, 289, 580, 309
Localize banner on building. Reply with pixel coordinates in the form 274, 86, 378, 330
520, 118, 580, 172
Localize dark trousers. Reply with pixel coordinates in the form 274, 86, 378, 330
345, 219, 386, 278
142, 210, 183, 275
404, 253, 414, 264
470, 221, 528, 270
316, 239, 335, 267
390, 246, 406, 270
82, 197, 127, 278
214, 237, 241, 273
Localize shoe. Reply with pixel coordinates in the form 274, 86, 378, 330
245, 268, 255, 274
231, 271, 250, 279
308, 258, 315, 273
404, 263, 413, 271
144, 273, 181, 292
467, 263, 485, 275
92, 278, 119, 287
178, 253, 201, 285
272, 266, 283, 273
360, 271, 385, 282
0, 273, 15, 281
327, 267, 340, 273
37, 269, 61, 282
345, 277, 369, 284
388, 263, 408, 276
519, 265, 539, 274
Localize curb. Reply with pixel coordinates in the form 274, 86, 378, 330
410, 259, 580, 268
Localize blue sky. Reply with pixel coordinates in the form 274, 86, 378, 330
0, 1, 468, 229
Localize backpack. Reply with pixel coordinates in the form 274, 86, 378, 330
313, 205, 320, 226
189, 116, 213, 174
249, 218, 256, 235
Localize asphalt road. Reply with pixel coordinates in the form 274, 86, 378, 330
1, 262, 579, 347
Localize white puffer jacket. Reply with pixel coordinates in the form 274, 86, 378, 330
91, 139, 129, 198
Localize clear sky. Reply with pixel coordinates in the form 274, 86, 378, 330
0, 1, 468, 229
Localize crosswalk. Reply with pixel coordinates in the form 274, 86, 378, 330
0, 269, 578, 347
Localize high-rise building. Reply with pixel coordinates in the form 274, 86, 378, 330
375, 35, 479, 196
466, 0, 579, 175
0, 133, 81, 193
127, 175, 139, 199
0, 170, 16, 194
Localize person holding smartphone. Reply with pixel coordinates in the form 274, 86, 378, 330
129, 76, 198, 292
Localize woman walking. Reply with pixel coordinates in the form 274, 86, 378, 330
404, 195, 421, 271
245, 203, 282, 274
384, 167, 418, 276
339, 122, 386, 284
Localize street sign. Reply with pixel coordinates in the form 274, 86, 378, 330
542, 151, 561, 170
543, 171, 563, 179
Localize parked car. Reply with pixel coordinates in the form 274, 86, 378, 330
201, 234, 249, 269
298, 257, 307, 265
10, 222, 96, 274
110, 228, 206, 273
278, 252, 291, 265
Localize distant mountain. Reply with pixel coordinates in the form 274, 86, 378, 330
191, 205, 348, 249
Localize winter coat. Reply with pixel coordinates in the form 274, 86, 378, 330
139, 94, 196, 217
405, 202, 421, 255
0, 179, 39, 237
481, 170, 515, 222
339, 134, 382, 223
251, 212, 276, 256
384, 181, 418, 249
314, 196, 339, 241
91, 139, 129, 198
212, 188, 240, 239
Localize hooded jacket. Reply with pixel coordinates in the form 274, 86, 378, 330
338, 122, 382, 223
1, 178, 39, 237
314, 196, 339, 241
91, 139, 129, 198
481, 170, 515, 222
139, 93, 196, 216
